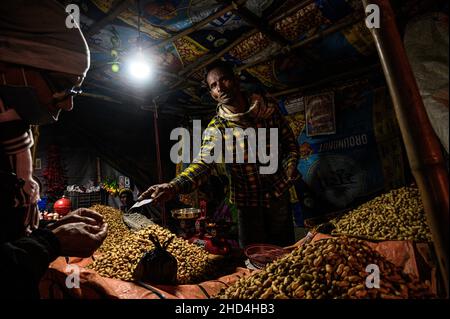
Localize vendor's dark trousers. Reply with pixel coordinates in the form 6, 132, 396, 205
237, 192, 295, 248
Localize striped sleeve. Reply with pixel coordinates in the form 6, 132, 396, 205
0, 100, 33, 155
170, 117, 220, 194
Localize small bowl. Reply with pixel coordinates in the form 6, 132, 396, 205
171, 208, 201, 220
244, 244, 288, 269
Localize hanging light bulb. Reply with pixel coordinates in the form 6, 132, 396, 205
127, 0, 152, 81
128, 49, 151, 79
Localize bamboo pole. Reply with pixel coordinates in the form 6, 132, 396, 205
362, 0, 449, 297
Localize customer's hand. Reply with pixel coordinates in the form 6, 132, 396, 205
47, 208, 103, 230
52, 222, 108, 257
138, 183, 176, 204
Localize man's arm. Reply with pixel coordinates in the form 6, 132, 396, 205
170, 118, 220, 193
139, 117, 221, 202
275, 109, 300, 179
1, 228, 60, 298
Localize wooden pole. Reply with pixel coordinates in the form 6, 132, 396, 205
362, 0, 449, 297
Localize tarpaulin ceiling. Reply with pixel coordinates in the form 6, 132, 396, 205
65, 0, 380, 116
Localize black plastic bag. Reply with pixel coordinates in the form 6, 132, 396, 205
133, 234, 178, 285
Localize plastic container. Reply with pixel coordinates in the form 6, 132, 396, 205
244, 244, 288, 269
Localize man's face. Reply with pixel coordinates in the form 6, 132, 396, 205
28, 69, 83, 119
120, 195, 128, 205
0, 63, 80, 121
206, 68, 239, 105
120, 194, 133, 206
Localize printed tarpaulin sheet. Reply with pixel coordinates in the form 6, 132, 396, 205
76, 0, 374, 105
280, 81, 405, 223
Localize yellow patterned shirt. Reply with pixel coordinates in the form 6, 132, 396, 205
170, 108, 299, 208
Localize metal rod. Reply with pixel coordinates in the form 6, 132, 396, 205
362, 0, 449, 297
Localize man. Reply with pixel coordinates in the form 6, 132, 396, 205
140, 60, 300, 247
119, 188, 135, 213
0, 0, 107, 298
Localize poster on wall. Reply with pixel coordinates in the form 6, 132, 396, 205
305, 92, 336, 136
284, 96, 305, 114
297, 84, 405, 214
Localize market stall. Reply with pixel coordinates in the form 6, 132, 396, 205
0, 0, 448, 301
38, 186, 439, 299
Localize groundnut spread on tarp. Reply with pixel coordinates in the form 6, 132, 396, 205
330, 186, 432, 242
87, 205, 215, 284
216, 236, 434, 299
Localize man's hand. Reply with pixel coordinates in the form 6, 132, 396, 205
138, 183, 176, 204
52, 222, 108, 257
47, 208, 103, 230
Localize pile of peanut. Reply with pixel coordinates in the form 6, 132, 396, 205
90, 205, 131, 253
87, 205, 215, 284
216, 236, 433, 299
330, 187, 432, 242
